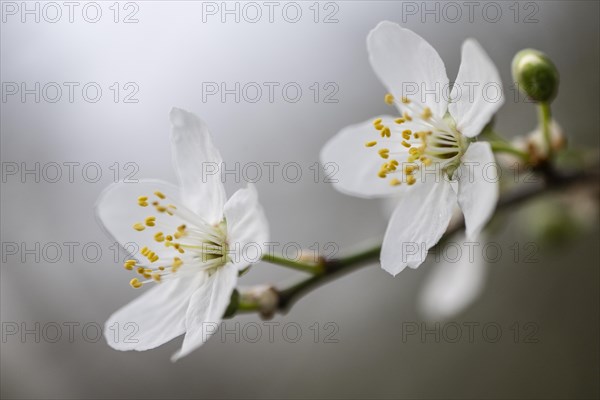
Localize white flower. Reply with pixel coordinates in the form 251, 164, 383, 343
321, 22, 502, 275
96, 108, 269, 361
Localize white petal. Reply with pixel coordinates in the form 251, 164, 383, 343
381, 181, 456, 275
223, 184, 270, 271
418, 234, 488, 320
95, 179, 184, 259
104, 273, 204, 351
456, 142, 499, 239
367, 21, 449, 118
171, 264, 238, 361
449, 39, 504, 138
170, 107, 227, 225
320, 117, 420, 198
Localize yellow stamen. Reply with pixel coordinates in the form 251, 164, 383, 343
380, 127, 391, 138
401, 141, 411, 148
378, 148, 390, 159
402, 130, 412, 140
403, 111, 412, 121
154, 191, 166, 199
365, 141, 377, 147
129, 278, 143, 289
172, 257, 183, 272
145, 216, 156, 227
401, 96, 410, 104
373, 118, 382, 126
406, 175, 416, 185
389, 178, 401, 186
152, 273, 161, 282
421, 107, 432, 120
405, 165, 418, 174
133, 223, 145, 232
123, 260, 136, 270
395, 118, 405, 124
384, 93, 394, 105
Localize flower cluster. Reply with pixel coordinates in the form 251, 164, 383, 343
97, 22, 515, 360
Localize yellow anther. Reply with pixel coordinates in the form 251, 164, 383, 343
365, 141, 377, 147
405, 165, 418, 174
177, 224, 186, 232
406, 175, 417, 185
421, 107, 432, 120
154, 232, 165, 242
154, 191, 166, 199
129, 278, 143, 289
402, 130, 412, 140
384, 93, 395, 105
378, 148, 390, 159
145, 216, 156, 227
401, 96, 410, 104
421, 157, 432, 166
389, 178, 401, 186
380, 127, 391, 138
172, 257, 183, 272
155, 205, 167, 213
373, 118, 382, 126
403, 111, 412, 121
165, 235, 173, 241
141, 246, 149, 255
401, 141, 411, 148
152, 273, 162, 282
378, 170, 388, 179
174, 231, 183, 239
390, 159, 399, 166
158, 266, 165, 271
408, 147, 419, 155
374, 123, 384, 131
395, 118, 405, 124
133, 223, 145, 232
386, 162, 397, 171
123, 260, 136, 270
137, 196, 149, 207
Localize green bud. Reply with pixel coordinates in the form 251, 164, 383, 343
512, 49, 559, 103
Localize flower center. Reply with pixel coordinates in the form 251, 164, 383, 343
125, 191, 228, 289
365, 94, 467, 186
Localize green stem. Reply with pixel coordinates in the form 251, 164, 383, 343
261, 253, 324, 275
490, 141, 530, 162
538, 102, 553, 159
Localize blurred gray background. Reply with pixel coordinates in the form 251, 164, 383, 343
1, 1, 598, 399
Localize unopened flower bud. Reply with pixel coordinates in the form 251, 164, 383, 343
512, 49, 559, 103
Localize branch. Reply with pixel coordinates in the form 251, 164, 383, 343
230, 165, 598, 318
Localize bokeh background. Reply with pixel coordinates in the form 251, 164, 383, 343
1, 1, 598, 398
